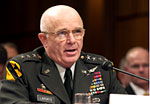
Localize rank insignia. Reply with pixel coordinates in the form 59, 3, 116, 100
88, 71, 106, 95
37, 84, 53, 95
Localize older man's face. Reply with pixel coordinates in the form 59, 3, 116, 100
127, 49, 149, 87
42, 14, 84, 68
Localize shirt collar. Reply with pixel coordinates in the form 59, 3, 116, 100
129, 82, 148, 95
43, 52, 76, 83
55, 62, 76, 83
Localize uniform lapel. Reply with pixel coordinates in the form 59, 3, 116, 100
73, 59, 94, 95
38, 60, 71, 104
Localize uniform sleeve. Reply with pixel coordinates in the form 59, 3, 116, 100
0, 60, 31, 104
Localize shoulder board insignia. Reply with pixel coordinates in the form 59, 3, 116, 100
15, 53, 42, 63
80, 52, 106, 65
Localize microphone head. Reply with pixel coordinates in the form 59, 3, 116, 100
101, 60, 113, 70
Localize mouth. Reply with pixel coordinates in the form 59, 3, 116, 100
64, 49, 77, 55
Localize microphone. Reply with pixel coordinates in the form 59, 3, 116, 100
101, 59, 149, 82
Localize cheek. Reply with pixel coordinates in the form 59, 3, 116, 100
78, 39, 83, 49
132, 69, 139, 73
129, 68, 138, 74
47, 40, 64, 54
144, 69, 149, 75
43, 38, 49, 48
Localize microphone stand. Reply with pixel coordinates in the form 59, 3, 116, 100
113, 67, 149, 81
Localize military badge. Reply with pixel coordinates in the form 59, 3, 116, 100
37, 88, 53, 95
37, 84, 53, 95
88, 66, 98, 73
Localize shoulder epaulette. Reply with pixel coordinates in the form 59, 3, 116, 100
11, 52, 42, 63
80, 52, 108, 65
11, 46, 44, 63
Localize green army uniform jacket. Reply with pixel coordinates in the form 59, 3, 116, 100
0, 46, 126, 104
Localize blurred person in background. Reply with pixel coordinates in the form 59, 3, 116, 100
117, 57, 131, 87
1, 42, 18, 60
124, 47, 149, 95
0, 45, 7, 80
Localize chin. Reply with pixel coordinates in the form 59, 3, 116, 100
67, 58, 78, 63
64, 56, 78, 63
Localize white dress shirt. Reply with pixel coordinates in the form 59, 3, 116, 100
129, 82, 149, 95
55, 62, 76, 83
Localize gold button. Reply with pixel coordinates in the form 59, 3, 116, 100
81, 55, 84, 59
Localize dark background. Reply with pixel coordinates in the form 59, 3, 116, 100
0, 0, 148, 67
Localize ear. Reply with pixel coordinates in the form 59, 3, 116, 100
38, 33, 47, 47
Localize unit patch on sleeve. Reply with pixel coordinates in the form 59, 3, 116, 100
6, 61, 22, 81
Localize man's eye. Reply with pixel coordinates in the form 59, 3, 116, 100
57, 31, 68, 36
143, 64, 149, 68
131, 65, 139, 69
74, 29, 82, 34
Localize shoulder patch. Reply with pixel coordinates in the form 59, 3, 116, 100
6, 61, 22, 81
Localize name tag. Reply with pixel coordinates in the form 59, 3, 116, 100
37, 95, 55, 104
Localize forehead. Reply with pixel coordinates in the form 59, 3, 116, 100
47, 7, 83, 29
128, 50, 149, 64
47, 16, 83, 32
58, 18, 82, 28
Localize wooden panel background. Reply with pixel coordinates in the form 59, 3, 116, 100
0, 0, 148, 67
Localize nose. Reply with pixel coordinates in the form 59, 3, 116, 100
66, 32, 76, 43
139, 66, 144, 73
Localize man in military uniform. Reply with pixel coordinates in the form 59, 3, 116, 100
0, 5, 126, 104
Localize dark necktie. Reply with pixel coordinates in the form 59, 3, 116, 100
64, 68, 72, 100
